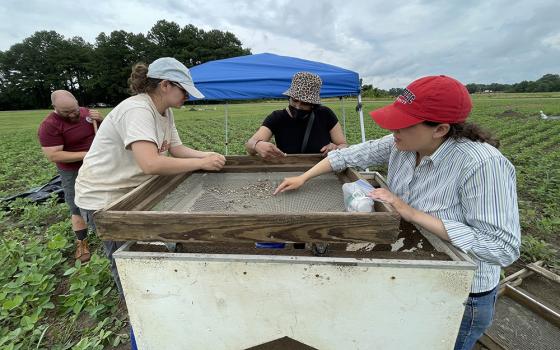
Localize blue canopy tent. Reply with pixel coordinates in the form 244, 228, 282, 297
189, 53, 367, 154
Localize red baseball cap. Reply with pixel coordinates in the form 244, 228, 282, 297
370, 75, 472, 130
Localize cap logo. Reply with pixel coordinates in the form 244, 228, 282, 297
397, 88, 415, 104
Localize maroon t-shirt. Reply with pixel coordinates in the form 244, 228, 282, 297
38, 107, 96, 171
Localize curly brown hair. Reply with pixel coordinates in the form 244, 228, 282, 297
128, 63, 161, 95
423, 121, 500, 148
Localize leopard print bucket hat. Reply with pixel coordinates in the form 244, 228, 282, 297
282, 72, 322, 105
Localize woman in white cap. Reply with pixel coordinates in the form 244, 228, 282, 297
75, 57, 226, 295
245, 71, 347, 159
274, 75, 520, 350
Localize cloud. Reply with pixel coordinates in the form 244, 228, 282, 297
542, 32, 560, 50
1, 0, 559, 88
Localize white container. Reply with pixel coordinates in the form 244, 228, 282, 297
114, 235, 475, 350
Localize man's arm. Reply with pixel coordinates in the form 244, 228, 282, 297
41, 145, 87, 163
88, 109, 103, 122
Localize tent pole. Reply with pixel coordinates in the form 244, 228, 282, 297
357, 92, 370, 172
358, 93, 366, 143
224, 102, 229, 155
340, 97, 346, 139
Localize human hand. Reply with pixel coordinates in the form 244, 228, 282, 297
199, 153, 226, 171
273, 176, 306, 195
255, 141, 286, 159
369, 188, 415, 221
88, 109, 103, 121
320, 143, 338, 156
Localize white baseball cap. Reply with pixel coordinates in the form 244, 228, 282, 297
147, 57, 204, 99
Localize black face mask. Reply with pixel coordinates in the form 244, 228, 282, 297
289, 105, 311, 120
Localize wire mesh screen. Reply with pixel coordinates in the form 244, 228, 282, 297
486, 295, 560, 350
151, 172, 346, 213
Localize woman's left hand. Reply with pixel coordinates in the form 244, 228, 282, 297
320, 143, 338, 156
369, 188, 416, 222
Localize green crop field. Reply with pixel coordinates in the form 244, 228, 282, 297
1, 93, 559, 348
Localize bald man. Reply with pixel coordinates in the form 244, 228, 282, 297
38, 90, 103, 263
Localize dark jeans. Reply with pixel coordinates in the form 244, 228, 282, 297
58, 168, 81, 216
454, 287, 498, 350
80, 209, 125, 295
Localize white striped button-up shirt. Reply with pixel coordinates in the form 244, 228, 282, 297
328, 134, 521, 293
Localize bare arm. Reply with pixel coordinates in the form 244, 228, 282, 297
131, 141, 225, 175
169, 144, 218, 159
245, 126, 273, 155
41, 145, 87, 163
245, 126, 285, 158
320, 123, 348, 156
329, 123, 348, 148
273, 157, 333, 195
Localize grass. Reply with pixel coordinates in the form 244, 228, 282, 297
0, 93, 559, 348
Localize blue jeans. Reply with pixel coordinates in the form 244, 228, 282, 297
454, 287, 498, 350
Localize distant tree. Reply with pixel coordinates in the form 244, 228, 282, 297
361, 84, 373, 92
0, 21, 251, 110
146, 20, 250, 67
467, 74, 560, 94
58, 37, 95, 105
87, 30, 152, 105
147, 20, 183, 60
535, 74, 560, 91
0, 31, 93, 109
361, 84, 390, 98
197, 29, 251, 63
388, 88, 404, 96
466, 83, 480, 94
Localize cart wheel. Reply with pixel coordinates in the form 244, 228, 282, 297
311, 243, 329, 256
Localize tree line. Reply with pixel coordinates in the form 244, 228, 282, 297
362, 74, 560, 98
1, 20, 558, 110
0, 20, 251, 110
465, 74, 560, 93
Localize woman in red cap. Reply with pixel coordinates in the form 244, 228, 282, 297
274, 75, 521, 350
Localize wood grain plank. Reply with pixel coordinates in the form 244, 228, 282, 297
94, 211, 400, 244
223, 154, 323, 166
104, 173, 189, 211
526, 264, 560, 284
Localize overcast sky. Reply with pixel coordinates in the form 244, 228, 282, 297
1, 0, 559, 89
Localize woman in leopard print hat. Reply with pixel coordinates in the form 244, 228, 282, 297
245, 71, 347, 159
